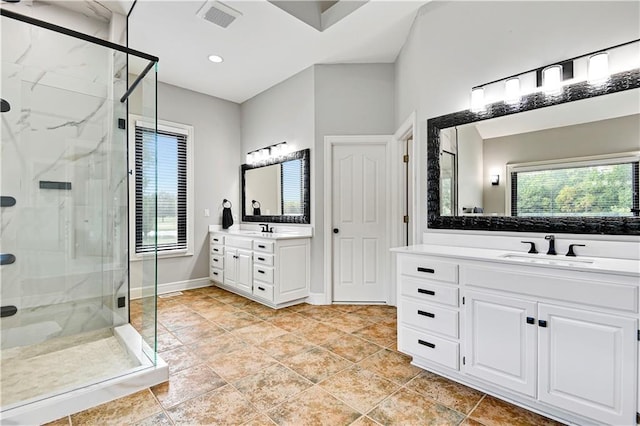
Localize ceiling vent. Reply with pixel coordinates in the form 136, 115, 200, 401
196, 1, 242, 29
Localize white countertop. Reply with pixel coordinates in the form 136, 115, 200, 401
391, 244, 640, 277
209, 228, 311, 240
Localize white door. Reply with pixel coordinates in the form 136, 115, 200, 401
464, 290, 537, 397
332, 143, 387, 302
236, 249, 253, 293
538, 304, 637, 425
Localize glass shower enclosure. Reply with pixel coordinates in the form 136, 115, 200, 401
0, 8, 164, 423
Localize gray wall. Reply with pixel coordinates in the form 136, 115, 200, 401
482, 114, 640, 214
130, 81, 241, 288
394, 1, 640, 236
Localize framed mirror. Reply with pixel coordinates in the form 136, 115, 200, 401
427, 69, 640, 235
241, 148, 310, 224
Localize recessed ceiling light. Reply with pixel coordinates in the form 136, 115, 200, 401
208, 54, 224, 63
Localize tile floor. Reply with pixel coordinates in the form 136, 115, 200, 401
48, 286, 564, 425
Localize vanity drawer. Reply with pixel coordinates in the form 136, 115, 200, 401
211, 244, 224, 255
400, 299, 459, 338
253, 240, 274, 253
253, 282, 274, 302
400, 327, 459, 370
211, 254, 224, 268
400, 256, 459, 284
210, 234, 224, 245
253, 265, 274, 283
254, 253, 274, 266
401, 278, 459, 307
210, 267, 223, 283
226, 237, 253, 250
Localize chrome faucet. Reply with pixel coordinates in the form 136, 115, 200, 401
545, 235, 556, 255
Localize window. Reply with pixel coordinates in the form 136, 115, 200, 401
130, 117, 193, 256
508, 153, 639, 218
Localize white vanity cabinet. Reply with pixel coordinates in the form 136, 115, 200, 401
210, 232, 310, 308
394, 246, 639, 426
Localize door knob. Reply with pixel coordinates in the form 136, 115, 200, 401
333, 228, 339, 234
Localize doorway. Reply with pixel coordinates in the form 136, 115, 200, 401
324, 136, 391, 303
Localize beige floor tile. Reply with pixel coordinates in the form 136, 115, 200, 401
214, 291, 252, 305
324, 312, 375, 333
405, 370, 485, 414
282, 347, 352, 383
460, 418, 486, 426
295, 322, 348, 345
159, 346, 202, 376
151, 364, 226, 408
358, 349, 421, 385
156, 332, 183, 353
266, 386, 361, 426
368, 388, 465, 425
469, 395, 564, 426
302, 305, 352, 322
319, 365, 399, 413
258, 333, 316, 359
323, 334, 382, 363
268, 312, 320, 332
159, 310, 208, 332
239, 302, 282, 319
350, 416, 382, 426
352, 323, 397, 346
233, 322, 288, 345
70, 389, 161, 425
350, 305, 396, 323
193, 302, 239, 320
43, 417, 70, 426
171, 319, 226, 344
233, 363, 312, 411
243, 414, 277, 425
284, 303, 313, 313
167, 385, 258, 426
207, 345, 277, 381
212, 310, 263, 331
133, 411, 173, 426
188, 332, 248, 361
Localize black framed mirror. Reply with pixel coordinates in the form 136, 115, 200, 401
241, 148, 310, 224
427, 69, 640, 235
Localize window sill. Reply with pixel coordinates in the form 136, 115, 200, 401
130, 251, 194, 262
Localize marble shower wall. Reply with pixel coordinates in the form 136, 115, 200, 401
0, 9, 130, 342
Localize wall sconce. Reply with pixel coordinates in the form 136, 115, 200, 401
491, 174, 500, 186
470, 87, 485, 112
504, 77, 521, 104
246, 141, 289, 164
588, 52, 609, 83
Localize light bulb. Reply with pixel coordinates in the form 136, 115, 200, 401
471, 87, 485, 112
588, 53, 609, 83
505, 78, 521, 104
542, 65, 562, 95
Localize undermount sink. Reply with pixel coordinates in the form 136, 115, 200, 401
500, 253, 595, 267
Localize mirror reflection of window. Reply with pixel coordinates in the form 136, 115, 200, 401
440, 151, 456, 216
281, 159, 303, 215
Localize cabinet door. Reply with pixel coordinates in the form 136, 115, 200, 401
464, 290, 537, 397
224, 249, 237, 287
235, 249, 253, 293
538, 304, 637, 425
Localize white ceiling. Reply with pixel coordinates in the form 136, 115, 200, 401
127, 0, 427, 103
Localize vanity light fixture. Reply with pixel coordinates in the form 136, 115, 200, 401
470, 87, 485, 112
504, 77, 521, 104
491, 174, 500, 186
246, 141, 290, 164
208, 54, 224, 63
542, 65, 563, 94
588, 52, 609, 83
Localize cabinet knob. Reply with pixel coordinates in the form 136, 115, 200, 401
333, 228, 339, 234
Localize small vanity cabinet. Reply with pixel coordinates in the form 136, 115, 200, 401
394, 246, 639, 426
210, 232, 310, 308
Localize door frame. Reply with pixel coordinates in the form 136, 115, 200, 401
324, 135, 392, 304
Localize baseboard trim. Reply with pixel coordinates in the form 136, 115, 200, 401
305, 292, 329, 305
130, 277, 212, 300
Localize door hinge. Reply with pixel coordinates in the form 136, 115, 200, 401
403, 215, 409, 224
403, 154, 409, 163
637, 330, 640, 341
462, 296, 465, 305
462, 356, 465, 365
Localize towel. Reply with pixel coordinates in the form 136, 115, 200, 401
222, 207, 233, 229
253, 207, 262, 215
